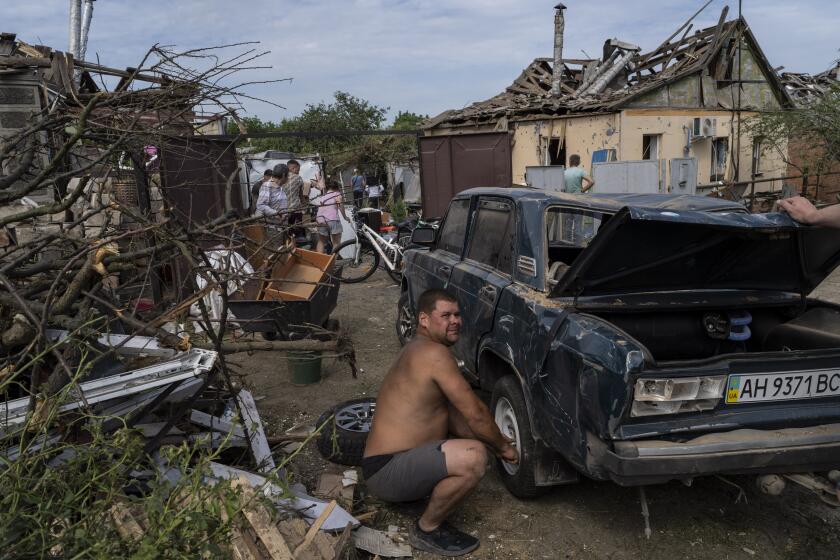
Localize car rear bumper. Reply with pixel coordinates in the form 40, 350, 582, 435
588, 423, 840, 486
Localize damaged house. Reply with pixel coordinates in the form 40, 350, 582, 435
423, 5, 794, 207
780, 62, 840, 202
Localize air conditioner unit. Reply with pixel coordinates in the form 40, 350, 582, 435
691, 117, 718, 138
702, 117, 718, 138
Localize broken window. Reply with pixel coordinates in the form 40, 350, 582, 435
710, 137, 728, 182
642, 134, 661, 160
546, 208, 607, 248
466, 199, 513, 273
438, 198, 471, 256
547, 138, 566, 166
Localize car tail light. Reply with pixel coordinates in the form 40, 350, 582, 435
631, 376, 726, 417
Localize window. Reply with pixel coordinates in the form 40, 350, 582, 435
591, 149, 617, 167
547, 138, 566, 166
710, 138, 728, 182
642, 134, 660, 160
751, 137, 764, 179
546, 208, 606, 247
437, 198, 471, 255
466, 199, 513, 273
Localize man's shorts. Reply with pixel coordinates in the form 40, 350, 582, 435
317, 220, 342, 237
363, 440, 448, 502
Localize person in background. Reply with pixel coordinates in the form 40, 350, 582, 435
250, 169, 272, 215
314, 179, 349, 253
563, 154, 595, 193
778, 196, 840, 228
351, 169, 366, 208
283, 160, 306, 243
256, 165, 289, 219
366, 180, 384, 209
287, 159, 323, 199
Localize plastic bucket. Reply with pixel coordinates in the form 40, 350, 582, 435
288, 351, 322, 385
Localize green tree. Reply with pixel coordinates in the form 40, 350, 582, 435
749, 81, 840, 177
391, 110, 428, 130
230, 94, 424, 179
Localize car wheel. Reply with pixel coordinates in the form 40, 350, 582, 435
492, 376, 544, 498
396, 290, 415, 346
315, 397, 376, 466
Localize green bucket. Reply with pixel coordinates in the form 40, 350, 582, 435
288, 351, 322, 385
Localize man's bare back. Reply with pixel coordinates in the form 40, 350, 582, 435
361, 291, 517, 557
364, 336, 453, 457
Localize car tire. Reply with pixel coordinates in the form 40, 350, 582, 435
396, 290, 415, 346
491, 376, 544, 498
315, 397, 376, 466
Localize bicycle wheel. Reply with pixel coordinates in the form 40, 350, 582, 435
333, 239, 380, 283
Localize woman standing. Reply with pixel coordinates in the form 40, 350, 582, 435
314, 180, 349, 253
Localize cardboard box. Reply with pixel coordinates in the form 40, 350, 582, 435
261, 248, 335, 302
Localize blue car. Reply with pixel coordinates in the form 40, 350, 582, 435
398, 187, 840, 498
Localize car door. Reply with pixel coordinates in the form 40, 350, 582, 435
409, 197, 471, 304
449, 197, 515, 377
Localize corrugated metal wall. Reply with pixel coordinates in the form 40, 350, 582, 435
419, 132, 512, 217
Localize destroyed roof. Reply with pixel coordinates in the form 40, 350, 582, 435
426, 16, 793, 129
0, 31, 185, 101
780, 62, 840, 106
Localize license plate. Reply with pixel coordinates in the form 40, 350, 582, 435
726, 370, 840, 404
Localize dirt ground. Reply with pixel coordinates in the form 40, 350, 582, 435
229, 268, 840, 560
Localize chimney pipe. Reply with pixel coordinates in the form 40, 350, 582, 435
68, 0, 82, 58
551, 3, 567, 96
78, 0, 95, 62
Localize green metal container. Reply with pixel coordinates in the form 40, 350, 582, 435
287, 351, 322, 385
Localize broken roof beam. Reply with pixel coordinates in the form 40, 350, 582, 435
700, 6, 731, 67
638, 0, 714, 66
74, 60, 170, 86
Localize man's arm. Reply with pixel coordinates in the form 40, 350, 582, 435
429, 346, 517, 461
778, 196, 840, 228
582, 175, 595, 193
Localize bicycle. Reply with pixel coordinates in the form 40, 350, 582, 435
333, 213, 405, 284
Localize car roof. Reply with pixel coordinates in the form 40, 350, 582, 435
456, 187, 746, 213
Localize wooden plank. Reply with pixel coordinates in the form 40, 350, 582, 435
236, 477, 294, 560
333, 522, 354, 560
293, 500, 337, 557
109, 502, 144, 543
236, 388, 276, 472
639, 0, 714, 66
221, 509, 260, 560
315, 472, 354, 507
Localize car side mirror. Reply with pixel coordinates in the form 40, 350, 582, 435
411, 226, 436, 247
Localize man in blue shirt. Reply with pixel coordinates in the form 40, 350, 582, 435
351, 169, 366, 208
563, 154, 595, 193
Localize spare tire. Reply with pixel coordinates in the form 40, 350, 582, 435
315, 397, 376, 466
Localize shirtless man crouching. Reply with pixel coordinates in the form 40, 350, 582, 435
363, 289, 518, 556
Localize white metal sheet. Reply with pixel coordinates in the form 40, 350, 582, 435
592, 160, 662, 194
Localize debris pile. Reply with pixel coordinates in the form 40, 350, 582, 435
0, 33, 358, 558
426, 6, 791, 128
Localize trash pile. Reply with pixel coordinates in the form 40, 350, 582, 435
1, 331, 362, 558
